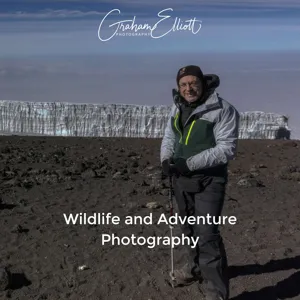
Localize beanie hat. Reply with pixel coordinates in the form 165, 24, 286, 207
176, 65, 204, 86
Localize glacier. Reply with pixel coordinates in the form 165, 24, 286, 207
0, 100, 291, 139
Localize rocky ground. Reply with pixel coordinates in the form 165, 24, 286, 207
0, 136, 300, 300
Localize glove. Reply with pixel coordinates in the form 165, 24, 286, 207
162, 158, 177, 177
173, 158, 191, 176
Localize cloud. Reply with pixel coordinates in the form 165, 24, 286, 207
0, 9, 106, 19
3, 0, 300, 9
1, 1, 299, 21
74, 0, 300, 8
8, 0, 300, 4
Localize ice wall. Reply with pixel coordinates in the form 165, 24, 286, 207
238, 111, 290, 139
0, 100, 291, 139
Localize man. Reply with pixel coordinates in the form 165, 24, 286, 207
160, 65, 240, 300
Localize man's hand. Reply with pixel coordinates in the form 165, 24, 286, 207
173, 158, 191, 176
162, 157, 192, 178
162, 158, 177, 177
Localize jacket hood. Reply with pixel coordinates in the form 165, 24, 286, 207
173, 74, 220, 107
204, 74, 220, 93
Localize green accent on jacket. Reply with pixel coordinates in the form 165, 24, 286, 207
171, 114, 216, 160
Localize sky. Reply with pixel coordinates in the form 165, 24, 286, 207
0, 0, 300, 138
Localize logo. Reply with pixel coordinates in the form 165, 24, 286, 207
97, 8, 202, 42
179, 68, 186, 76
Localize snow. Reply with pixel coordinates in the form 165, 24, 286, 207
0, 101, 291, 139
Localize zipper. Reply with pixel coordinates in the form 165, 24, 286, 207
174, 113, 183, 143
185, 120, 196, 145
183, 102, 220, 128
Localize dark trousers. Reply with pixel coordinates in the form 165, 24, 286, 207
172, 175, 229, 300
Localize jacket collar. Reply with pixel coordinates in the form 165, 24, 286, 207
193, 91, 222, 113
181, 92, 222, 127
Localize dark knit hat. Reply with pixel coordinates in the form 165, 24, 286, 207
176, 65, 204, 85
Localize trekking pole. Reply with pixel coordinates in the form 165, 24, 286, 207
168, 175, 176, 287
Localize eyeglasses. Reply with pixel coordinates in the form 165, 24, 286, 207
179, 81, 201, 89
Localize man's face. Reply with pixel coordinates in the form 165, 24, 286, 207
178, 75, 203, 102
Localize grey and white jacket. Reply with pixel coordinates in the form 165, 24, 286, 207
160, 88, 240, 174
